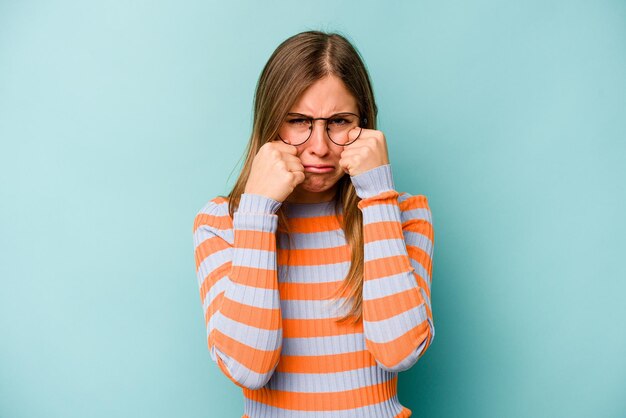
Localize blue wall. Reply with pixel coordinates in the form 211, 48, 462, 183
1, 1, 625, 417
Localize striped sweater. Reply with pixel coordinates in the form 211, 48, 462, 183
192, 164, 435, 417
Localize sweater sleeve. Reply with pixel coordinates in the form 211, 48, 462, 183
350, 164, 435, 372
192, 193, 284, 389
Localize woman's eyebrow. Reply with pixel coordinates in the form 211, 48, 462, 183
287, 111, 353, 118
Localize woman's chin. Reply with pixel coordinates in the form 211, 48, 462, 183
300, 179, 335, 193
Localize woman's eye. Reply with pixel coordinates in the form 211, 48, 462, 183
288, 118, 308, 125
329, 118, 348, 125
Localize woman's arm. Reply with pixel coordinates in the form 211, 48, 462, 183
192, 193, 283, 389
351, 164, 435, 372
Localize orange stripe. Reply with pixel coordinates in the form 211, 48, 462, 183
363, 287, 424, 322
199, 261, 230, 304
220, 297, 281, 331
283, 318, 363, 338
285, 214, 343, 233
406, 243, 433, 299
244, 376, 398, 411
234, 229, 275, 251
399, 193, 428, 210
365, 321, 430, 369
365, 255, 412, 280
205, 291, 224, 325
209, 329, 280, 374
277, 350, 377, 373
195, 235, 229, 271
403, 220, 434, 241
406, 243, 432, 268
357, 190, 399, 209
193, 208, 232, 234
230, 265, 277, 289
277, 245, 350, 266
278, 281, 350, 300
201, 269, 282, 317
412, 270, 431, 301
363, 220, 404, 243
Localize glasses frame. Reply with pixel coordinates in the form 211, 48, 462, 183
277, 112, 368, 146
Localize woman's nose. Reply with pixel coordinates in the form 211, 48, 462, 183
308, 120, 330, 152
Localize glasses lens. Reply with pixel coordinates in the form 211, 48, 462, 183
327, 113, 361, 145
278, 116, 311, 145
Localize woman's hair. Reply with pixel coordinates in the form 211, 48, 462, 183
225, 30, 378, 324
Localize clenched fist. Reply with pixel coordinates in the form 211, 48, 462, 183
244, 141, 306, 203
340, 127, 390, 176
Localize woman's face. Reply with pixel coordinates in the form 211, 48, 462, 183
280, 75, 359, 204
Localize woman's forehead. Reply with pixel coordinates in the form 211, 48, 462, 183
289, 75, 358, 116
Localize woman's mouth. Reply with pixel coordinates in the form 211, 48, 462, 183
304, 165, 334, 173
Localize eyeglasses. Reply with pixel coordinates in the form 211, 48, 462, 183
277, 112, 367, 146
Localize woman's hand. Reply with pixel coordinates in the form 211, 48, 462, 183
244, 141, 306, 203
339, 127, 390, 176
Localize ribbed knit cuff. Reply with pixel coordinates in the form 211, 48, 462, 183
234, 193, 282, 233
350, 164, 395, 199
237, 193, 282, 214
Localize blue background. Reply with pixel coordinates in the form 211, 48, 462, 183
1, 1, 625, 417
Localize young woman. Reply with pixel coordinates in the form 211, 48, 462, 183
193, 30, 435, 417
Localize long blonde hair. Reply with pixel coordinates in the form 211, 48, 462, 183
225, 30, 378, 324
